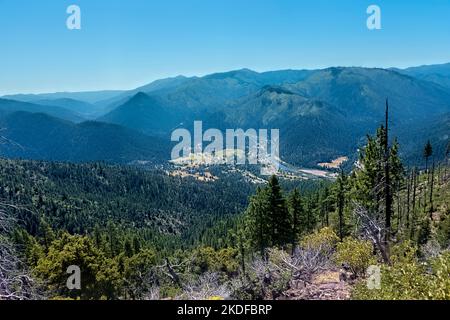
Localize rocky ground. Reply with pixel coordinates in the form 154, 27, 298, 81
281, 270, 352, 300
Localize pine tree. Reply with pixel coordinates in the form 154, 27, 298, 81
132, 236, 141, 254
411, 167, 417, 240
124, 238, 134, 257
267, 175, 291, 247
424, 140, 433, 172
335, 170, 347, 240
353, 129, 384, 213
244, 187, 271, 257
319, 187, 332, 227
235, 226, 248, 276
429, 161, 435, 214
383, 99, 392, 247
352, 102, 404, 262
288, 188, 303, 252
405, 171, 411, 231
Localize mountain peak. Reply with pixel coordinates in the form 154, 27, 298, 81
204, 68, 259, 81
237, 68, 258, 73
130, 92, 150, 101
121, 92, 158, 109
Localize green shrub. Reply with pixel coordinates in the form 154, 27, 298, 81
300, 227, 339, 252
429, 251, 450, 300
335, 238, 376, 277
352, 242, 450, 300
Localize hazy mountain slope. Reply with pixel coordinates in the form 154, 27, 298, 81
221, 86, 362, 166
101, 68, 312, 116
158, 69, 314, 113
0, 98, 85, 123
99, 92, 188, 136
396, 112, 450, 166
285, 67, 450, 122
93, 76, 195, 111
196, 68, 450, 166
99, 69, 322, 133
2, 90, 125, 104
133, 75, 193, 94
97, 66, 450, 167
33, 98, 101, 118
257, 69, 314, 85
104, 67, 450, 132
0, 111, 168, 163
394, 63, 450, 90
3, 65, 449, 168
225, 86, 338, 126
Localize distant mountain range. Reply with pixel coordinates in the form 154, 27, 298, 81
392, 63, 450, 90
0, 98, 85, 123
2, 90, 125, 105
1, 63, 449, 168
0, 111, 168, 163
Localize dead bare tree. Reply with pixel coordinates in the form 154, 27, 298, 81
273, 241, 334, 282
353, 202, 390, 264
178, 272, 231, 300
156, 256, 194, 287
0, 205, 40, 300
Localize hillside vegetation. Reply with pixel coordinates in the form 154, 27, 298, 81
1, 116, 449, 300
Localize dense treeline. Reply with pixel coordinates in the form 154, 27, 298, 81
0, 160, 258, 251
238, 133, 450, 259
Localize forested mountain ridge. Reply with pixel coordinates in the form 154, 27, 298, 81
99, 66, 450, 166
0, 111, 168, 164
98, 92, 187, 136
1, 65, 449, 168
33, 98, 101, 119
393, 62, 450, 90
0, 98, 85, 123
2, 90, 126, 105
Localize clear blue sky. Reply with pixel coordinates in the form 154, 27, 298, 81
1, 0, 450, 95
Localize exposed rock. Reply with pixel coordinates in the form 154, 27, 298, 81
280, 270, 351, 300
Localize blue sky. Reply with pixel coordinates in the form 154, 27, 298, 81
1, 0, 450, 95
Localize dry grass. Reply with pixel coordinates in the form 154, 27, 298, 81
318, 156, 348, 169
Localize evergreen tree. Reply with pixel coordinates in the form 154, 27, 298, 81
353, 108, 404, 262
287, 188, 303, 252
335, 170, 347, 240
244, 187, 271, 257
124, 238, 134, 257
424, 140, 433, 172
267, 176, 291, 247
383, 100, 392, 247
429, 161, 435, 214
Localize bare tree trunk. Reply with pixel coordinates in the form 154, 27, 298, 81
338, 196, 344, 241
396, 187, 401, 233
411, 169, 417, 239
429, 161, 435, 216
384, 99, 392, 257
406, 172, 411, 230
164, 258, 181, 286
0, 206, 39, 300
354, 203, 390, 264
